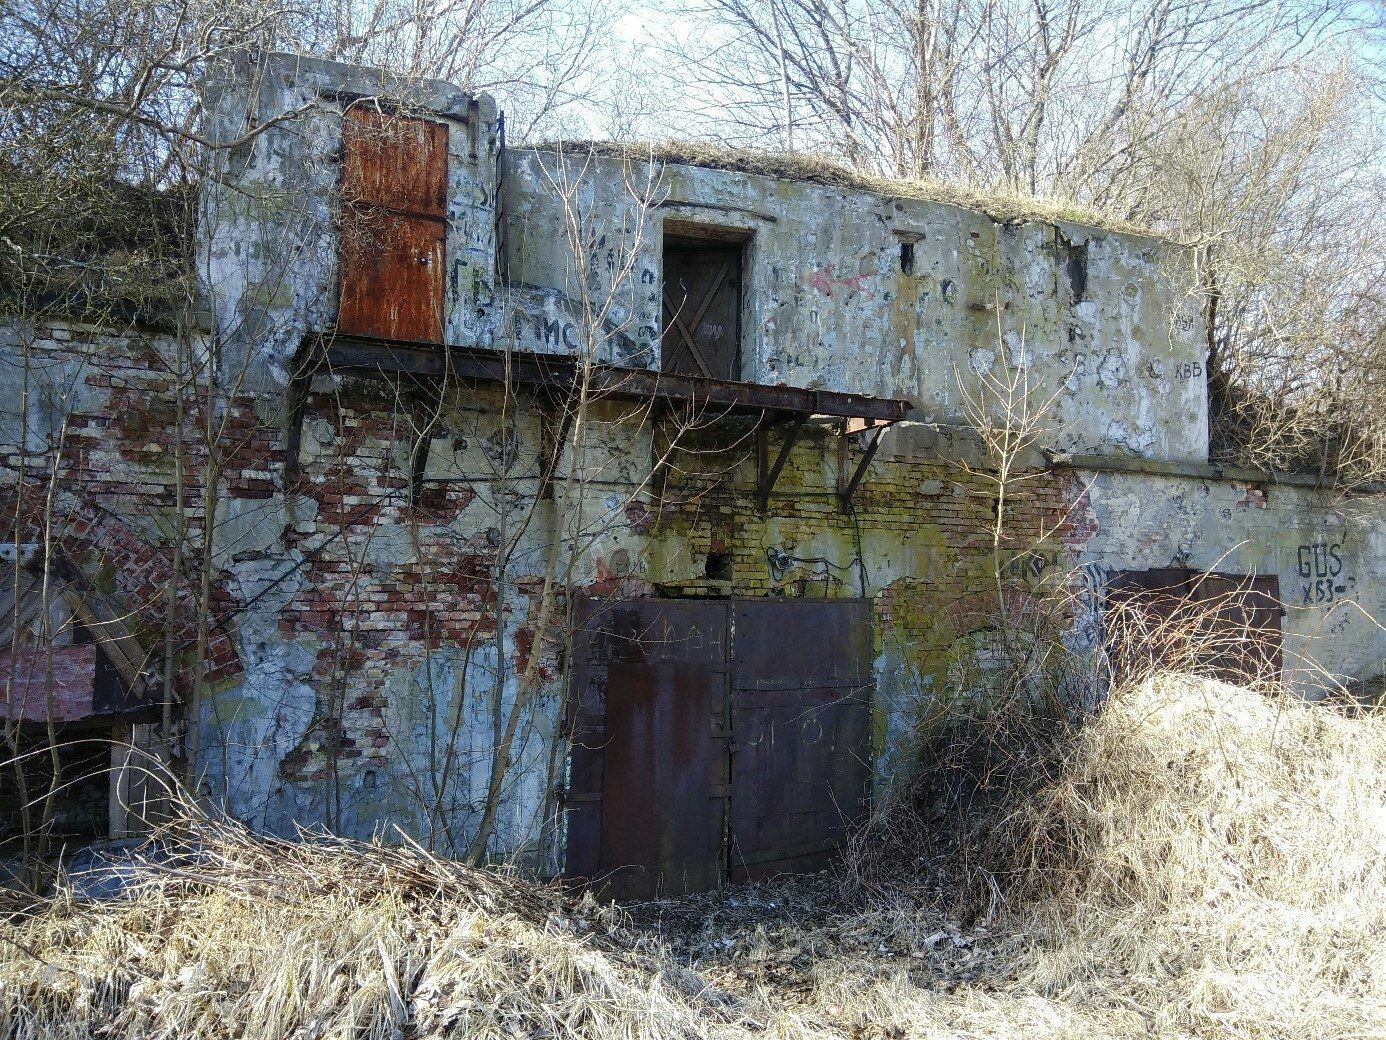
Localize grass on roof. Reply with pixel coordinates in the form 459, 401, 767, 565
531, 140, 1156, 238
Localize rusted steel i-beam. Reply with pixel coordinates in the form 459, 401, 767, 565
321, 335, 912, 423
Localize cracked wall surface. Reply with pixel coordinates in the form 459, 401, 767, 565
0, 52, 1380, 864
505, 150, 1208, 464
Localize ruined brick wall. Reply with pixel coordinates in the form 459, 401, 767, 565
2, 319, 1382, 867
0, 321, 247, 691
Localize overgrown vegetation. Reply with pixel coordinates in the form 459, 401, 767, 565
3, 664, 1381, 1039
538, 141, 1150, 234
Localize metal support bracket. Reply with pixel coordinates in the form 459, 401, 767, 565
406, 379, 435, 507
757, 413, 807, 511
537, 399, 576, 501
837, 422, 888, 511
283, 339, 325, 481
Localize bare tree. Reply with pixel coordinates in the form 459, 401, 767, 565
0, 0, 629, 874
648, 0, 1385, 483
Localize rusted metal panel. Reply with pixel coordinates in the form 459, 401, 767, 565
1191, 573, 1283, 683
1105, 568, 1194, 679
324, 337, 913, 421
338, 208, 445, 343
1106, 569, 1284, 684
728, 599, 872, 881
662, 239, 741, 379
565, 598, 730, 899
342, 107, 448, 216
337, 109, 447, 342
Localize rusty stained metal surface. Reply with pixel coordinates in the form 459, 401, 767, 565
1191, 573, 1283, 683
323, 337, 913, 422
337, 108, 447, 343
566, 598, 730, 899
1106, 569, 1283, 684
566, 597, 873, 897
728, 599, 872, 880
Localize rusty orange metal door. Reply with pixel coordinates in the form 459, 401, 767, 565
727, 599, 873, 880
565, 599, 731, 899
337, 107, 447, 343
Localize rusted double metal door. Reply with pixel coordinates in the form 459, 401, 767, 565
566, 598, 872, 898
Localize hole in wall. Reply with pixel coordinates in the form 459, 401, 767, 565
705, 551, 733, 581
1062, 236, 1088, 303
899, 241, 916, 276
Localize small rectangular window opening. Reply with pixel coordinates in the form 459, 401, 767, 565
900, 240, 916, 276
705, 551, 733, 581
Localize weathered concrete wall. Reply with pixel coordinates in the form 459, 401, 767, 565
2, 316, 1383, 870
505, 150, 1208, 464
200, 51, 502, 390
1, 53, 1381, 872
1064, 469, 1386, 691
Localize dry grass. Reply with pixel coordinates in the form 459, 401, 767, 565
3, 674, 1383, 1039
533, 140, 1153, 237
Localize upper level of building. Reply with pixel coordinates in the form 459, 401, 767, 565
202, 51, 1209, 465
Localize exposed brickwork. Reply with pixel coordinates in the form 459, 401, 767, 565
0, 325, 245, 690
0, 324, 1093, 797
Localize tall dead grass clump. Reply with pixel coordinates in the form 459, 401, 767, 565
1000, 674, 1386, 1038
843, 657, 1386, 1038
0, 809, 760, 1040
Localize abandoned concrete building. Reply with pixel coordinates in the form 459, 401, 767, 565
1, 52, 1382, 894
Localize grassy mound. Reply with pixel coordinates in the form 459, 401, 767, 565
2, 676, 1382, 1039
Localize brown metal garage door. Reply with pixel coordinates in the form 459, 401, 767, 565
729, 599, 873, 881
565, 599, 730, 899
1106, 569, 1283, 685
565, 597, 871, 898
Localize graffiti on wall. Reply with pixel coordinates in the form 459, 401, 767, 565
508, 283, 649, 364
1297, 538, 1355, 606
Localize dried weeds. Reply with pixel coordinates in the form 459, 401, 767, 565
2, 674, 1383, 1039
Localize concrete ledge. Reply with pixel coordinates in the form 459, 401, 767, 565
1052, 453, 1384, 494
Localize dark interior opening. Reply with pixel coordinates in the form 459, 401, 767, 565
900, 240, 916, 275
0, 727, 110, 853
1064, 238, 1088, 303
705, 551, 733, 580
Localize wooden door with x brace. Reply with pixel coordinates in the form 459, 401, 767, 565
661, 238, 742, 379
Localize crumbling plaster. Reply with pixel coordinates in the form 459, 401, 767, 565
200, 51, 502, 392
504, 149, 1209, 465
1066, 470, 1386, 689
1, 52, 1381, 866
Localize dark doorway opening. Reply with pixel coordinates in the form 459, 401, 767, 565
565, 597, 872, 899
661, 236, 743, 380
